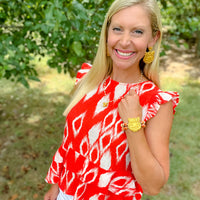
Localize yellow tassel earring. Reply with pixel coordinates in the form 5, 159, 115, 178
143, 47, 155, 64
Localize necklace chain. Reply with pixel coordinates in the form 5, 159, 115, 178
102, 73, 144, 107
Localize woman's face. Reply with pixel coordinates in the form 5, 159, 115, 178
107, 4, 158, 72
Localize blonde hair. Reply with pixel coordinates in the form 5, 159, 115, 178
64, 0, 162, 116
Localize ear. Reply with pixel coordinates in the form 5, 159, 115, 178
149, 31, 161, 47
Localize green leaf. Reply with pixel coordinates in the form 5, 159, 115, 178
160, 50, 166, 57
72, 41, 83, 56
18, 76, 30, 88
57, 65, 62, 73
28, 76, 41, 82
183, 42, 189, 49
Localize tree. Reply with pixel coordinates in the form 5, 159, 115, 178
159, 0, 200, 57
0, 0, 113, 87
0, 0, 199, 88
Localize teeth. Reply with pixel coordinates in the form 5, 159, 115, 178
117, 50, 133, 56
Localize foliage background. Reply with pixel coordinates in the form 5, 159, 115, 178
0, 0, 200, 87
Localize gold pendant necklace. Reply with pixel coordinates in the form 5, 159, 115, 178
102, 73, 144, 107
103, 102, 109, 107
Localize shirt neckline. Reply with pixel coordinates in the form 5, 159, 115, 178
106, 76, 151, 86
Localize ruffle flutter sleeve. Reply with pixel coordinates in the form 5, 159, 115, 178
75, 63, 92, 85
141, 84, 179, 122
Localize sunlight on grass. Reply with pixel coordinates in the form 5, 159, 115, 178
30, 55, 75, 94
160, 73, 189, 91
27, 114, 41, 124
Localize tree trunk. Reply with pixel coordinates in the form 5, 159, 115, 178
196, 30, 200, 58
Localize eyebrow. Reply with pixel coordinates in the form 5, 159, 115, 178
110, 22, 146, 29
110, 23, 146, 31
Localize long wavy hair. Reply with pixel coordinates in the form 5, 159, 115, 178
64, 0, 162, 116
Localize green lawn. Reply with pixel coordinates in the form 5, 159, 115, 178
0, 63, 200, 200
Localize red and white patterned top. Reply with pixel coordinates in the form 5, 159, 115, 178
45, 63, 179, 200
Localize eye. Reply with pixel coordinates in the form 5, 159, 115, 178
134, 30, 143, 35
113, 27, 122, 32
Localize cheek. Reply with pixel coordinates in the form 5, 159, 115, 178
133, 39, 148, 53
107, 35, 116, 49
107, 29, 119, 49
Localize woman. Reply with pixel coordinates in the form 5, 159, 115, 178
44, 0, 179, 199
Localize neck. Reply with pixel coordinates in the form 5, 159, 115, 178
111, 67, 145, 83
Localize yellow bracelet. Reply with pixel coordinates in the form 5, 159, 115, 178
121, 117, 146, 132
128, 117, 141, 132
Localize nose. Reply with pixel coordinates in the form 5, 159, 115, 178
119, 32, 131, 47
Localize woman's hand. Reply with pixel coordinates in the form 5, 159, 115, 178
118, 89, 142, 122
44, 183, 59, 200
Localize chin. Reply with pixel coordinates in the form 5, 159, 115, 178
113, 60, 139, 71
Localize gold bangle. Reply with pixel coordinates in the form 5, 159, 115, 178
121, 117, 146, 132
128, 117, 141, 132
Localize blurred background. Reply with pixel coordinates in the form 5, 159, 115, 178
0, 0, 199, 199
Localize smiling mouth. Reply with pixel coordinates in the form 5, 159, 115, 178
115, 49, 135, 57
115, 49, 135, 58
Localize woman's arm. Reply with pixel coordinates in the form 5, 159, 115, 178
44, 183, 59, 200
118, 89, 173, 195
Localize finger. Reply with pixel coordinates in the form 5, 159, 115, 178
119, 98, 126, 109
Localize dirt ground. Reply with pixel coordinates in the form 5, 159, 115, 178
160, 43, 200, 80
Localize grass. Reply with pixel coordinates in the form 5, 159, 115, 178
0, 60, 200, 200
